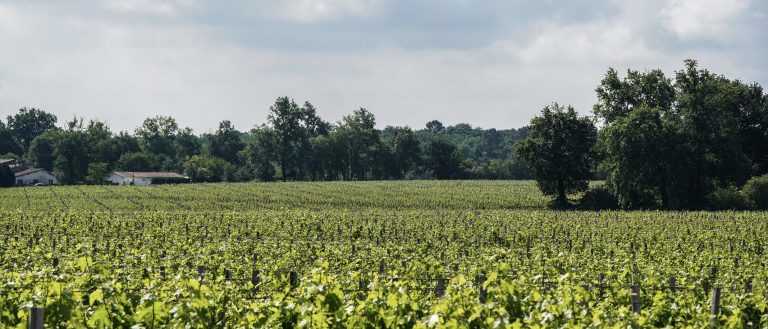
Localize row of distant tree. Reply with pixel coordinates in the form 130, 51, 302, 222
0, 101, 531, 185
517, 60, 768, 210
2, 59, 766, 210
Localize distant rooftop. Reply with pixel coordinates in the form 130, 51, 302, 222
14, 168, 46, 177
113, 172, 188, 179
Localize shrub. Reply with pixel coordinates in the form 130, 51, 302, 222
0, 164, 14, 188
743, 175, 768, 210
706, 186, 751, 210
578, 186, 619, 210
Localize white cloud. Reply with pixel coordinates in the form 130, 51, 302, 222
0, 1, 764, 132
102, 0, 198, 15
510, 22, 654, 65
661, 0, 750, 40
0, 4, 28, 39
276, 0, 379, 23
496, 1, 664, 69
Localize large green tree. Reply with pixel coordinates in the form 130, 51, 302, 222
516, 104, 597, 207
268, 97, 302, 180
594, 60, 765, 210
135, 116, 179, 158
599, 106, 674, 209
26, 131, 59, 171
208, 121, 245, 165
183, 155, 231, 183
113, 132, 141, 157
386, 126, 421, 179
0, 121, 23, 157
242, 126, 279, 182
116, 152, 160, 172
53, 119, 91, 184
5, 108, 58, 151
267, 97, 329, 181
85, 162, 110, 184
85, 120, 117, 167
176, 127, 201, 160
593, 68, 678, 209
334, 108, 382, 180
423, 137, 466, 180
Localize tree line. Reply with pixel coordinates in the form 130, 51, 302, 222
518, 60, 768, 210
0, 101, 531, 185
2, 59, 766, 210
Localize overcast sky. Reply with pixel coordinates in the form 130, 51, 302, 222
0, 0, 766, 133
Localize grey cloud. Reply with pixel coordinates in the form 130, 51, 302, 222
0, 0, 765, 132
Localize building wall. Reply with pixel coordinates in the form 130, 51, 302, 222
108, 174, 125, 185
108, 174, 153, 186
16, 171, 58, 185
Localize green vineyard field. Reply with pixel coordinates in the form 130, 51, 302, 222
0, 181, 766, 327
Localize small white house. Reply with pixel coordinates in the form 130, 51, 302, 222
108, 172, 188, 186
15, 168, 58, 186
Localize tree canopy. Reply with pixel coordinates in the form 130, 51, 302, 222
516, 104, 597, 207
0, 59, 764, 210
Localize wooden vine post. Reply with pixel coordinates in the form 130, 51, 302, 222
478, 275, 487, 304
630, 285, 641, 313
710, 287, 721, 327
28, 307, 44, 329
435, 277, 445, 297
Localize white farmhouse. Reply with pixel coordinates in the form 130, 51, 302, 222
15, 168, 58, 186
108, 172, 189, 186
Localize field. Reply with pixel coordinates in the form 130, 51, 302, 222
0, 181, 767, 328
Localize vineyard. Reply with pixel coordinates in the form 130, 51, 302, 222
0, 181, 767, 327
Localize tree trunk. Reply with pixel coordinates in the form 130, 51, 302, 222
556, 180, 567, 208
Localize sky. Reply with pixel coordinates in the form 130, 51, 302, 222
0, 0, 766, 133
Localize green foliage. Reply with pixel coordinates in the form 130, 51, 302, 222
116, 152, 160, 172
85, 120, 119, 167
0, 164, 14, 187
578, 185, 619, 210
268, 97, 330, 181
85, 162, 110, 184
113, 131, 141, 156
411, 123, 527, 173
3, 60, 763, 190
242, 126, 278, 182
385, 126, 421, 179
207, 120, 245, 165
5, 107, 58, 150
176, 127, 201, 159
135, 116, 179, 158
516, 104, 597, 207
0, 123, 22, 156
471, 156, 533, 180
706, 186, 752, 210
0, 182, 766, 327
425, 120, 444, 133
26, 131, 58, 171
53, 120, 91, 184
183, 155, 232, 182
423, 138, 466, 179
742, 174, 768, 210
599, 106, 670, 209
594, 60, 766, 210
333, 108, 382, 180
